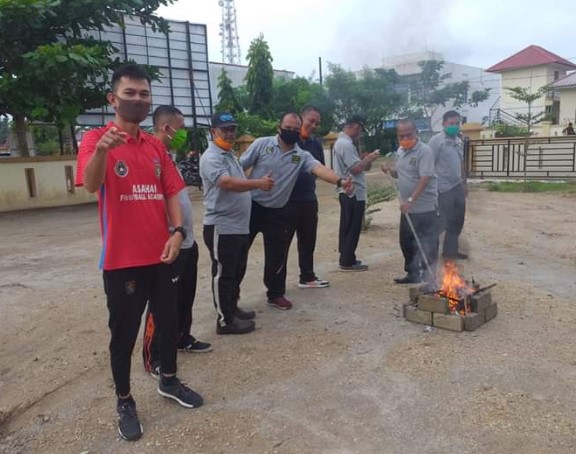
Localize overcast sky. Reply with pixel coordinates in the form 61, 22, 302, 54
158, 0, 576, 78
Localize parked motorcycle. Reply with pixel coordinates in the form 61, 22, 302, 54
177, 152, 202, 189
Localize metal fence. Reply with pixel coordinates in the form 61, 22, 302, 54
465, 137, 576, 179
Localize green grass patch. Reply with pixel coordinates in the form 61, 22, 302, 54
367, 184, 396, 205
486, 181, 576, 193
362, 184, 397, 230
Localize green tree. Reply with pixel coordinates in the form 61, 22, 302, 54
408, 60, 490, 131
504, 86, 549, 135
0, 0, 174, 156
245, 34, 274, 117
272, 76, 335, 135
215, 69, 241, 114
326, 64, 405, 151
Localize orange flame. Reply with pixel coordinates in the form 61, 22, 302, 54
440, 261, 475, 314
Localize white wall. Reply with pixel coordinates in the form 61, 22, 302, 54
0, 157, 95, 212
500, 64, 568, 116
558, 88, 576, 126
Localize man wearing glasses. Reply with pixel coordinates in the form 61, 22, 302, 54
200, 112, 275, 335
239, 112, 353, 310
381, 119, 439, 284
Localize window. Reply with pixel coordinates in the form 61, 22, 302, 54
554, 71, 560, 81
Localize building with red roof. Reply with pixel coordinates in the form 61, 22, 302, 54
487, 46, 576, 131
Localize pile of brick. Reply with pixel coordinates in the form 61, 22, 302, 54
403, 287, 497, 332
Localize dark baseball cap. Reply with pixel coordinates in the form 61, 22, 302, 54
211, 112, 238, 128
346, 114, 367, 131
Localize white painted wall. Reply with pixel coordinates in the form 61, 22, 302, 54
557, 88, 576, 126
0, 157, 95, 212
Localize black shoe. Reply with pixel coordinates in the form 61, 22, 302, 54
442, 252, 468, 260
394, 274, 423, 284
216, 318, 255, 335
117, 396, 143, 441
157, 377, 204, 409
178, 335, 213, 353
339, 263, 369, 272
235, 307, 256, 320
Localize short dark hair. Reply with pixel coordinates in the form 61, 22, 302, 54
111, 64, 152, 92
152, 105, 183, 128
397, 118, 417, 130
279, 111, 302, 125
443, 110, 460, 123
301, 105, 321, 116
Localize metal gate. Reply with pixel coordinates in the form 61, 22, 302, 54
465, 137, 576, 179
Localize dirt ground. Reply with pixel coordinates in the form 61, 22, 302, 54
1, 175, 576, 454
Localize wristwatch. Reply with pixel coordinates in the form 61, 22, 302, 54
336, 178, 344, 188
173, 226, 187, 241
407, 196, 414, 203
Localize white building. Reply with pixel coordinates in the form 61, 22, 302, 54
380, 51, 500, 132
486, 45, 576, 128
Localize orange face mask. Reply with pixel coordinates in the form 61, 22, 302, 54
214, 135, 233, 151
399, 138, 417, 150
300, 126, 310, 140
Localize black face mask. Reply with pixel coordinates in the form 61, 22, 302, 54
115, 97, 151, 123
279, 128, 300, 146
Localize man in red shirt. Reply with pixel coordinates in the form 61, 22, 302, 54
76, 64, 203, 442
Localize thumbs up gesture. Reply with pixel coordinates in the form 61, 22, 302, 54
259, 171, 275, 191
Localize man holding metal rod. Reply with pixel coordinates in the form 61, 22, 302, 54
381, 119, 439, 284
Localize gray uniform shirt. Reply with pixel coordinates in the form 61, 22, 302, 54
240, 136, 320, 208
428, 132, 464, 194
395, 140, 438, 214
333, 132, 367, 201
177, 189, 195, 248
200, 142, 252, 235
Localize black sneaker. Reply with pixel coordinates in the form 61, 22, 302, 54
157, 377, 204, 409
117, 396, 143, 441
216, 318, 255, 335
178, 335, 213, 353
235, 307, 256, 320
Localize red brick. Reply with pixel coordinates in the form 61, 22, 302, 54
418, 294, 449, 314
433, 313, 464, 332
471, 292, 492, 313
464, 312, 484, 331
404, 305, 432, 325
484, 302, 498, 322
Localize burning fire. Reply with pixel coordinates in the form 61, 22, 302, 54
439, 261, 475, 314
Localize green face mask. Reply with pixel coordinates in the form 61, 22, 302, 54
444, 125, 460, 137
169, 128, 188, 152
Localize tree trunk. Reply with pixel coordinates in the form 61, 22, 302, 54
13, 113, 29, 157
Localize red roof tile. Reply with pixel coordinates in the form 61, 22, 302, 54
486, 45, 576, 73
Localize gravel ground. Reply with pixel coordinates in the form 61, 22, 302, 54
1, 176, 575, 454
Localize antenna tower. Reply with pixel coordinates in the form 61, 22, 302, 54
218, 0, 241, 64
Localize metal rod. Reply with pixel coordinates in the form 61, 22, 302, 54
472, 283, 497, 295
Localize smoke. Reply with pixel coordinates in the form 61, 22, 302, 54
333, 0, 465, 69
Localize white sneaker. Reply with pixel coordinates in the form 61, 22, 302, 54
298, 278, 330, 289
